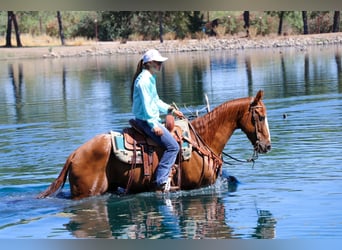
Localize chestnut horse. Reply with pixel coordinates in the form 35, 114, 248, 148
37, 90, 271, 200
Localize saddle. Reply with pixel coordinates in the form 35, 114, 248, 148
111, 118, 192, 185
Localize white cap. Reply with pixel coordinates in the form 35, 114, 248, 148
142, 49, 168, 64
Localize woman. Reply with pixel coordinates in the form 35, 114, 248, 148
131, 49, 183, 192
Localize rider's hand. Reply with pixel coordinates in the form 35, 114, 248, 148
173, 110, 184, 118
153, 126, 163, 136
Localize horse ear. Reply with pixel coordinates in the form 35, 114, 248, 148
251, 90, 264, 106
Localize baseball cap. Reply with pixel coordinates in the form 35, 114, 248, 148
142, 49, 168, 63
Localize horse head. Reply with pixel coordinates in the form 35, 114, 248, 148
240, 90, 271, 154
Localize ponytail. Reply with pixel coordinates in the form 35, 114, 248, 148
131, 59, 144, 101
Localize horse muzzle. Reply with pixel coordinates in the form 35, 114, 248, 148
255, 140, 272, 154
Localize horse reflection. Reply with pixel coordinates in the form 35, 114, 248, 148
63, 191, 276, 239
64, 196, 113, 238
253, 209, 277, 239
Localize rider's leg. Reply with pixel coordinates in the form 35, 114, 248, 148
134, 119, 179, 188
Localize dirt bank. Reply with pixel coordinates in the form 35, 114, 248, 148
1, 33, 342, 60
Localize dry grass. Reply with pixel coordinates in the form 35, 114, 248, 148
163, 32, 177, 40
214, 26, 227, 38
0, 34, 96, 47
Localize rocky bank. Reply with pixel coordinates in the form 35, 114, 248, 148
1, 32, 342, 60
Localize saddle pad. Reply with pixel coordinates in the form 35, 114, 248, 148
174, 119, 192, 161
111, 131, 143, 164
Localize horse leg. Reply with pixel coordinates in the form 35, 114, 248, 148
68, 134, 112, 199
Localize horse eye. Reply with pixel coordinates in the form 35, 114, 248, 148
259, 116, 265, 122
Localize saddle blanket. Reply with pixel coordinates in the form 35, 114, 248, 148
111, 119, 192, 164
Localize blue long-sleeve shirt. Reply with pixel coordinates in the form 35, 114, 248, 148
132, 69, 170, 129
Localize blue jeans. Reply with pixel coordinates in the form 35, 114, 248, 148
134, 119, 179, 187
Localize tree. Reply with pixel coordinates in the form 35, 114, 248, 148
57, 11, 65, 45
266, 11, 290, 36
167, 12, 190, 39
187, 11, 204, 34
100, 11, 135, 41
302, 11, 309, 34
5, 11, 22, 47
159, 11, 164, 43
278, 11, 285, 35
70, 13, 98, 39
310, 11, 330, 33
5, 12, 12, 47
333, 11, 340, 32
243, 11, 250, 37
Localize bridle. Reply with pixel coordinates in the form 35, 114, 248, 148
250, 105, 265, 154
222, 104, 265, 167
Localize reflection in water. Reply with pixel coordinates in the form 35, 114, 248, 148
64, 196, 113, 238
280, 53, 289, 96
62, 64, 67, 100
8, 62, 23, 123
244, 55, 253, 96
253, 208, 277, 239
304, 52, 313, 96
335, 51, 342, 93
3, 47, 342, 125
63, 190, 276, 239
0, 46, 341, 238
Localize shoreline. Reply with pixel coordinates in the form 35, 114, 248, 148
1, 32, 342, 60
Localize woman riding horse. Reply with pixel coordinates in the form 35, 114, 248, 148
37, 90, 271, 200
131, 49, 183, 192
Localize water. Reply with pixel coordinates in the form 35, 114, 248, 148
0, 45, 341, 238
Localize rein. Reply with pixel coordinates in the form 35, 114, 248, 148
221, 105, 263, 168
221, 150, 258, 168
180, 118, 223, 174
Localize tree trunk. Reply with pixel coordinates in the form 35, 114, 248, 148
159, 11, 163, 43
302, 11, 309, 35
5, 11, 22, 47
278, 11, 284, 35
12, 12, 22, 47
5, 11, 13, 47
57, 11, 65, 45
243, 11, 250, 37
333, 11, 340, 32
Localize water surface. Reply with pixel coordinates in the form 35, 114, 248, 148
0, 45, 341, 238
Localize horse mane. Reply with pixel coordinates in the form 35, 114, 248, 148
191, 96, 252, 145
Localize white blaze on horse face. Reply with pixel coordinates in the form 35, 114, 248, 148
265, 115, 271, 142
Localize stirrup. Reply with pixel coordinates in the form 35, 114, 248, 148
164, 177, 171, 192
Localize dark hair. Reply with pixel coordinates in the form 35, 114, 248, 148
131, 59, 143, 101
131, 59, 153, 101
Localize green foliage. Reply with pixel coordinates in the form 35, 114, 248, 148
255, 16, 271, 36
0, 11, 7, 35
309, 11, 333, 33
97, 11, 192, 41
71, 14, 98, 39
133, 12, 160, 40
221, 15, 238, 35
187, 11, 204, 34
1, 11, 340, 43
162, 12, 190, 39
100, 11, 135, 41
286, 11, 305, 33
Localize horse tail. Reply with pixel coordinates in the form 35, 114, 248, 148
36, 152, 74, 199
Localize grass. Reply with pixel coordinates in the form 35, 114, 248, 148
0, 34, 97, 47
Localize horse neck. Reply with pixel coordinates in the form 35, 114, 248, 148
190, 97, 251, 154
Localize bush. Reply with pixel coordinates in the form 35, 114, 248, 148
71, 15, 97, 39
45, 20, 59, 37
223, 16, 238, 35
